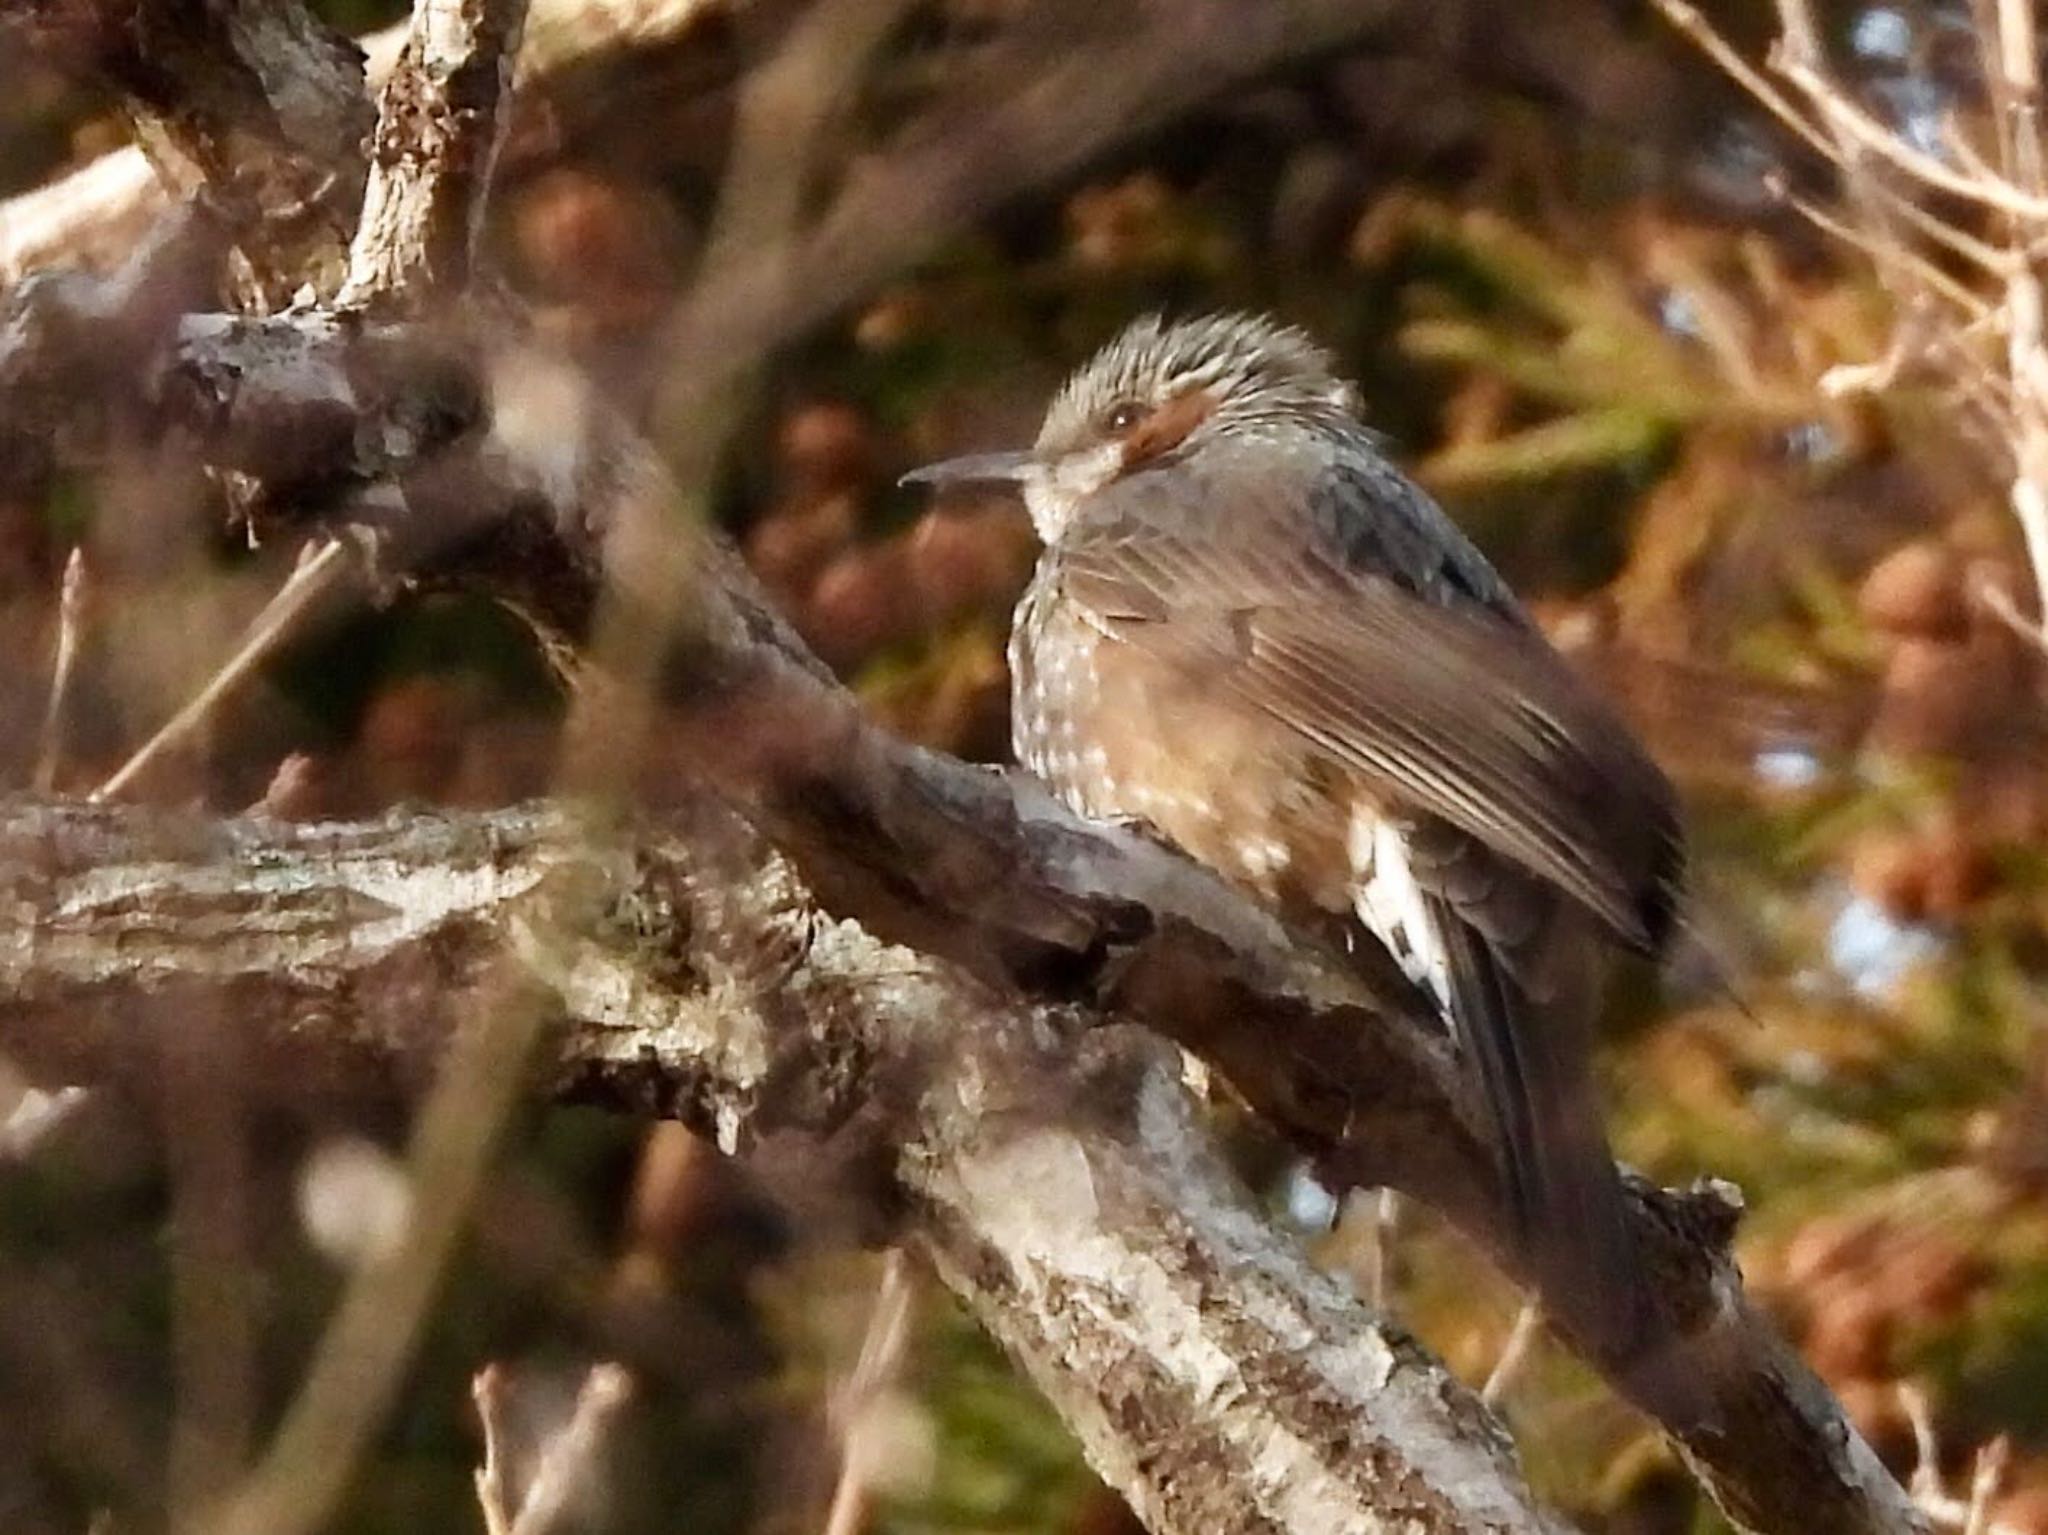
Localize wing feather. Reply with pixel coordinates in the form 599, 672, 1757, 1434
1053, 492, 1682, 951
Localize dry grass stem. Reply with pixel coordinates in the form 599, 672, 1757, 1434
822, 1250, 917, 1535
474, 1367, 513, 1535
473, 1364, 639, 1535
93, 538, 357, 803
34, 547, 88, 793
1480, 1301, 1543, 1409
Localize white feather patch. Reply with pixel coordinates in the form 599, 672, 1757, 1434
1348, 805, 1452, 1015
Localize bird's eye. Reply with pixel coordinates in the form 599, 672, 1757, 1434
1102, 400, 1147, 433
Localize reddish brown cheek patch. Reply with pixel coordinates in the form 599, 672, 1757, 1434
1119, 388, 1216, 468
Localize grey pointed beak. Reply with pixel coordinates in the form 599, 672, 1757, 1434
899, 450, 1035, 490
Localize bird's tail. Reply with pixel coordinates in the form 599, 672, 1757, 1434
1423, 893, 1711, 1428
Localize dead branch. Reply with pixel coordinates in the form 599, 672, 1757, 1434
7, 0, 371, 304
340, 0, 532, 305
0, 794, 1559, 1535
0, 0, 727, 287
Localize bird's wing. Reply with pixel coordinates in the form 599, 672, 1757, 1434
1051, 503, 1683, 952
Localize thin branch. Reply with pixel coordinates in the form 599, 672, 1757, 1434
1650, 0, 1841, 167
1900, 1383, 2014, 1534
1794, 67, 2048, 219
1772, 179, 1994, 320
822, 1252, 917, 1535
1963, 1438, 2011, 1535
1996, 0, 2042, 194
1865, 177, 2013, 276
93, 538, 358, 802
1770, 0, 1825, 75
33, 548, 87, 793
508, 1365, 634, 1535
474, 1367, 514, 1535
1482, 1302, 1544, 1410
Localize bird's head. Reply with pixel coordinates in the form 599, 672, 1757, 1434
902, 311, 1358, 540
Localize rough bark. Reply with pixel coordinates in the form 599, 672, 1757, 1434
340, 0, 531, 305
0, 795, 1557, 1535
0, 0, 728, 286
10, 0, 371, 303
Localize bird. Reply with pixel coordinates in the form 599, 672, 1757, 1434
901, 311, 1690, 1396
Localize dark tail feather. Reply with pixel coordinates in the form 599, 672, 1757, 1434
1424, 897, 1712, 1427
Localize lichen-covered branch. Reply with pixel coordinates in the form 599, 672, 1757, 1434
0, 795, 1556, 1535
340, 0, 531, 305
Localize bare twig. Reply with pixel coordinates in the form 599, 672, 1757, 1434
1963, 1437, 2011, 1535
34, 548, 88, 793
1771, 180, 1994, 319
823, 1252, 918, 1535
93, 538, 357, 802
1482, 1301, 1545, 1410
2001, 269, 2048, 621
508, 1365, 634, 1535
1995, 0, 2042, 194
1901, 1383, 1948, 1517
1793, 64, 2048, 218
474, 1367, 514, 1535
1900, 1383, 2016, 1534
1770, 0, 1825, 75
1650, 0, 1839, 166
